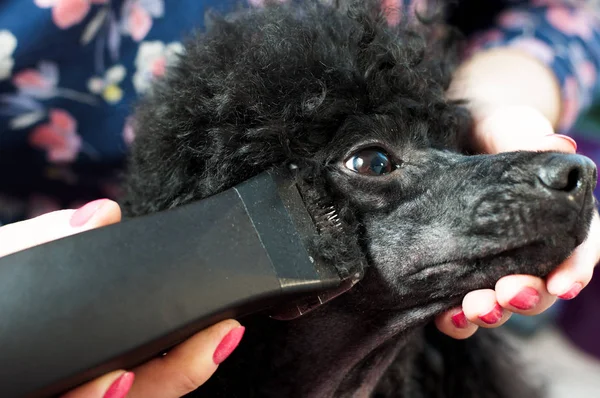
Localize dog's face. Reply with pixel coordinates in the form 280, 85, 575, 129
124, 1, 598, 316
321, 115, 596, 311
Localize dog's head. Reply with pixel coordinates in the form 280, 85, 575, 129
123, 1, 597, 316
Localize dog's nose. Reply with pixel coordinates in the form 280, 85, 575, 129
537, 154, 597, 195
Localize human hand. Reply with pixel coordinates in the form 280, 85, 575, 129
434, 105, 600, 339
0, 199, 244, 398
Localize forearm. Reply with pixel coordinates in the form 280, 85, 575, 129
449, 1, 600, 132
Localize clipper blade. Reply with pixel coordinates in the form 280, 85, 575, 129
266, 174, 365, 321
311, 202, 343, 233
294, 177, 344, 236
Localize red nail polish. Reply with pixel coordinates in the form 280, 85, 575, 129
213, 326, 245, 365
70, 199, 107, 227
547, 134, 577, 152
451, 311, 469, 329
559, 282, 583, 300
104, 372, 135, 398
509, 287, 540, 310
479, 304, 503, 324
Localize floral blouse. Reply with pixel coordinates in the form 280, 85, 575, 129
0, 0, 599, 223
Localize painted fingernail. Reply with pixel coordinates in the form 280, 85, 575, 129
478, 304, 503, 324
559, 282, 583, 300
451, 310, 469, 329
70, 199, 107, 227
104, 372, 135, 398
509, 286, 540, 310
213, 326, 245, 365
546, 133, 577, 151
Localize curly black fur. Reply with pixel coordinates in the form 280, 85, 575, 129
121, 1, 597, 397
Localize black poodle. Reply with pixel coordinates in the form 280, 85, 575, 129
121, 1, 598, 397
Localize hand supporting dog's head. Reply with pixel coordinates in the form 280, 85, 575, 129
123, 0, 597, 326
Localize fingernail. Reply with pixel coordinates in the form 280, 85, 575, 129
478, 303, 503, 324
509, 286, 540, 310
70, 199, 107, 227
104, 372, 135, 398
213, 326, 245, 365
451, 310, 469, 329
546, 133, 577, 152
559, 282, 583, 300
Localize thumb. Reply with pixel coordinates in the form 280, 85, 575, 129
472, 105, 577, 154
61, 371, 135, 398
0, 199, 121, 258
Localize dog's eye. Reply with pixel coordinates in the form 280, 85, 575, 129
344, 148, 397, 176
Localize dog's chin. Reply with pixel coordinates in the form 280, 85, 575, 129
392, 218, 593, 312
475, 238, 579, 280
446, 196, 594, 294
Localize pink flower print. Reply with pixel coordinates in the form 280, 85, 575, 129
11, 61, 63, 99
13, 71, 51, 90
122, 116, 136, 145
128, 3, 152, 41
133, 41, 184, 94
533, 0, 580, 6
546, 7, 593, 40
53, 0, 91, 29
151, 57, 166, 78
382, 0, 402, 27
508, 37, 555, 64
248, 0, 287, 7
29, 109, 82, 163
559, 76, 580, 132
577, 61, 597, 87
6, 61, 96, 129
12, 67, 57, 98
35, 0, 108, 30
121, 0, 165, 42
498, 10, 533, 29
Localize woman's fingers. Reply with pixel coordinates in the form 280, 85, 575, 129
433, 214, 599, 338
434, 307, 479, 339
495, 274, 557, 315
435, 289, 512, 338
435, 275, 558, 339
0, 199, 121, 258
546, 211, 600, 298
435, 289, 513, 339
128, 320, 245, 398
0, 200, 128, 398
0, 201, 245, 398
462, 289, 512, 328
472, 105, 576, 154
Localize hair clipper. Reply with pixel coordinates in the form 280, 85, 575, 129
0, 169, 364, 398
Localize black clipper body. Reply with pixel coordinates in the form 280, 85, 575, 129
0, 170, 362, 397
